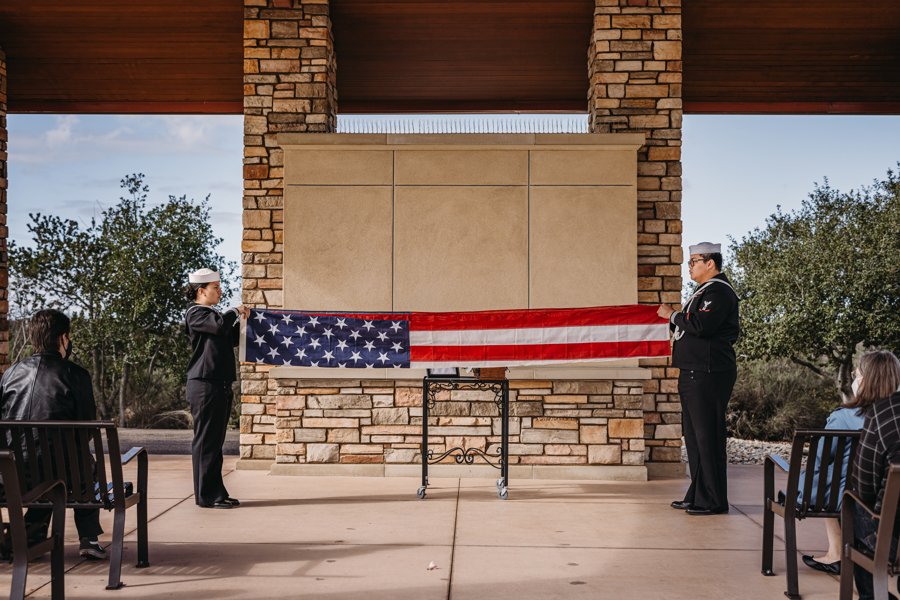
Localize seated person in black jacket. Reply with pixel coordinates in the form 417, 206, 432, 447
0, 309, 106, 560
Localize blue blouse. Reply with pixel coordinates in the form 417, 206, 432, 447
796, 406, 865, 506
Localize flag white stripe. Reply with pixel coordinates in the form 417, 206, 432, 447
410, 356, 643, 368
409, 323, 668, 347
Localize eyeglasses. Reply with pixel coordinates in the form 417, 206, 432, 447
687, 258, 708, 267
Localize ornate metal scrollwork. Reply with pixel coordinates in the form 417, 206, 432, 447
427, 445, 503, 469
424, 380, 505, 410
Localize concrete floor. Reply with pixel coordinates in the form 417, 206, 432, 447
3, 457, 846, 599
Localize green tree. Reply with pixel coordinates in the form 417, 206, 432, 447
729, 167, 900, 402
9, 174, 235, 425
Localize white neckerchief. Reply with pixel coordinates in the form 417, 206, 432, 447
673, 277, 735, 341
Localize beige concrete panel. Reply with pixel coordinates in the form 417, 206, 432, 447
279, 133, 387, 146
530, 186, 637, 308
284, 186, 392, 310
395, 150, 528, 185
534, 133, 645, 147
284, 149, 392, 185
394, 186, 528, 311
530, 149, 636, 186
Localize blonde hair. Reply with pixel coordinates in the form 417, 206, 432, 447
846, 350, 900, 410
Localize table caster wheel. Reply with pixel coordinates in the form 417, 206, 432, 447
498, 487, 508, 500
496, 477, 505, 489
417, 487, 426, 499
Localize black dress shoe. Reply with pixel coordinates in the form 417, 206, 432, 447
198, 501, 234, 509
223, 497, 241, 506
802, 555, 840, 574
686, 506, 729, 516
670, 500, 692, 510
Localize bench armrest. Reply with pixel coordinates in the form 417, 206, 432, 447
121, 446, 147, 465
21, 479, 66, 505
843, 489, 880, 520
766, 454, 791, 473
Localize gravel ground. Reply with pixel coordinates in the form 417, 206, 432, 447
680, 437, 792, 465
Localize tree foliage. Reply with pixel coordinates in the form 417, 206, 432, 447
729, 167, 900, 402
9, 174, 235, 426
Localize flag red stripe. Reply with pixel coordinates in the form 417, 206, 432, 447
409, 340, 671, 362
408, 305, 664, 331
267, 305, 664, 331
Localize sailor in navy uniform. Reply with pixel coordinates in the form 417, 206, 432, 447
184, 268, 249, 509
658, 242, 740, 516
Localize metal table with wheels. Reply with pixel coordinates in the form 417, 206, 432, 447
417, 376, 510, 500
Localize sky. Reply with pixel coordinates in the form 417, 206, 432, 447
6, 113, 899, 291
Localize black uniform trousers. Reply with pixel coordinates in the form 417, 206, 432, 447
187, 379, 232, 506
679, 369, 736, 512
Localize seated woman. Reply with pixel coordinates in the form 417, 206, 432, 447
799, 394, 865, 573
849, 349, 900, 600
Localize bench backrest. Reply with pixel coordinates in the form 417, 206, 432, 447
787, 428, 861, 518
0, 421, 123, 510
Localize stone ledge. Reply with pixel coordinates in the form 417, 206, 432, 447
254, 462, 648, 481
278, 132, 646, 148
267, 365, 651, 381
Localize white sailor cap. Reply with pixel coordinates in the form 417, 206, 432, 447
188, 268, 220, 284
688, 242, 721, 255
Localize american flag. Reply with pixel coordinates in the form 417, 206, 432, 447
241, 305, 670, 368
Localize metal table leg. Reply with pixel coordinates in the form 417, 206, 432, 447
418, 379, 428, 499
418, 377, 509, 500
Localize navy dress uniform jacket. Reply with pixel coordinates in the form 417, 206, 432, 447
185, 305, 241, 382
670, 273, 740, 373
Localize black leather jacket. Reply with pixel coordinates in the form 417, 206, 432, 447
0, 352, 97, 421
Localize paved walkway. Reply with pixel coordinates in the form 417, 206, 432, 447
4, 457, 845, 599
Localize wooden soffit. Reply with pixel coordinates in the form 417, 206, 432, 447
0, 0, 898, 115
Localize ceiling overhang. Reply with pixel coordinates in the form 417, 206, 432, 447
0, 1, 898, 115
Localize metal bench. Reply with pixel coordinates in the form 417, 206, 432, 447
840, 463, 900, 600
763, 428, 861, 599
0, 420, 149, 590
0, 449, 66, 600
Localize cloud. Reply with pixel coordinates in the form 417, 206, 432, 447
210, 210, 242, 226
162, 116, 214, 148
44, 115, 79, 147
9, 115, 242, 165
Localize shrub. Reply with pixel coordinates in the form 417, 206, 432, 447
727, 358, 840, 441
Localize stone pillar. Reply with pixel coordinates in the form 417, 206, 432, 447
241, 0, 338, 461
0, 47, 9, 370
588, 0, 683, 475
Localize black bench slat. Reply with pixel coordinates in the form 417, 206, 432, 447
0, 421, 149, 590
827, 436, 849, 513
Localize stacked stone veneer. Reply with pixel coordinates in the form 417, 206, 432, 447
0, 47, 8, 369
246, 378, 645, 466
241, 0, 338, 459
238, 1, 683, 474
588, 0, 684, 471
